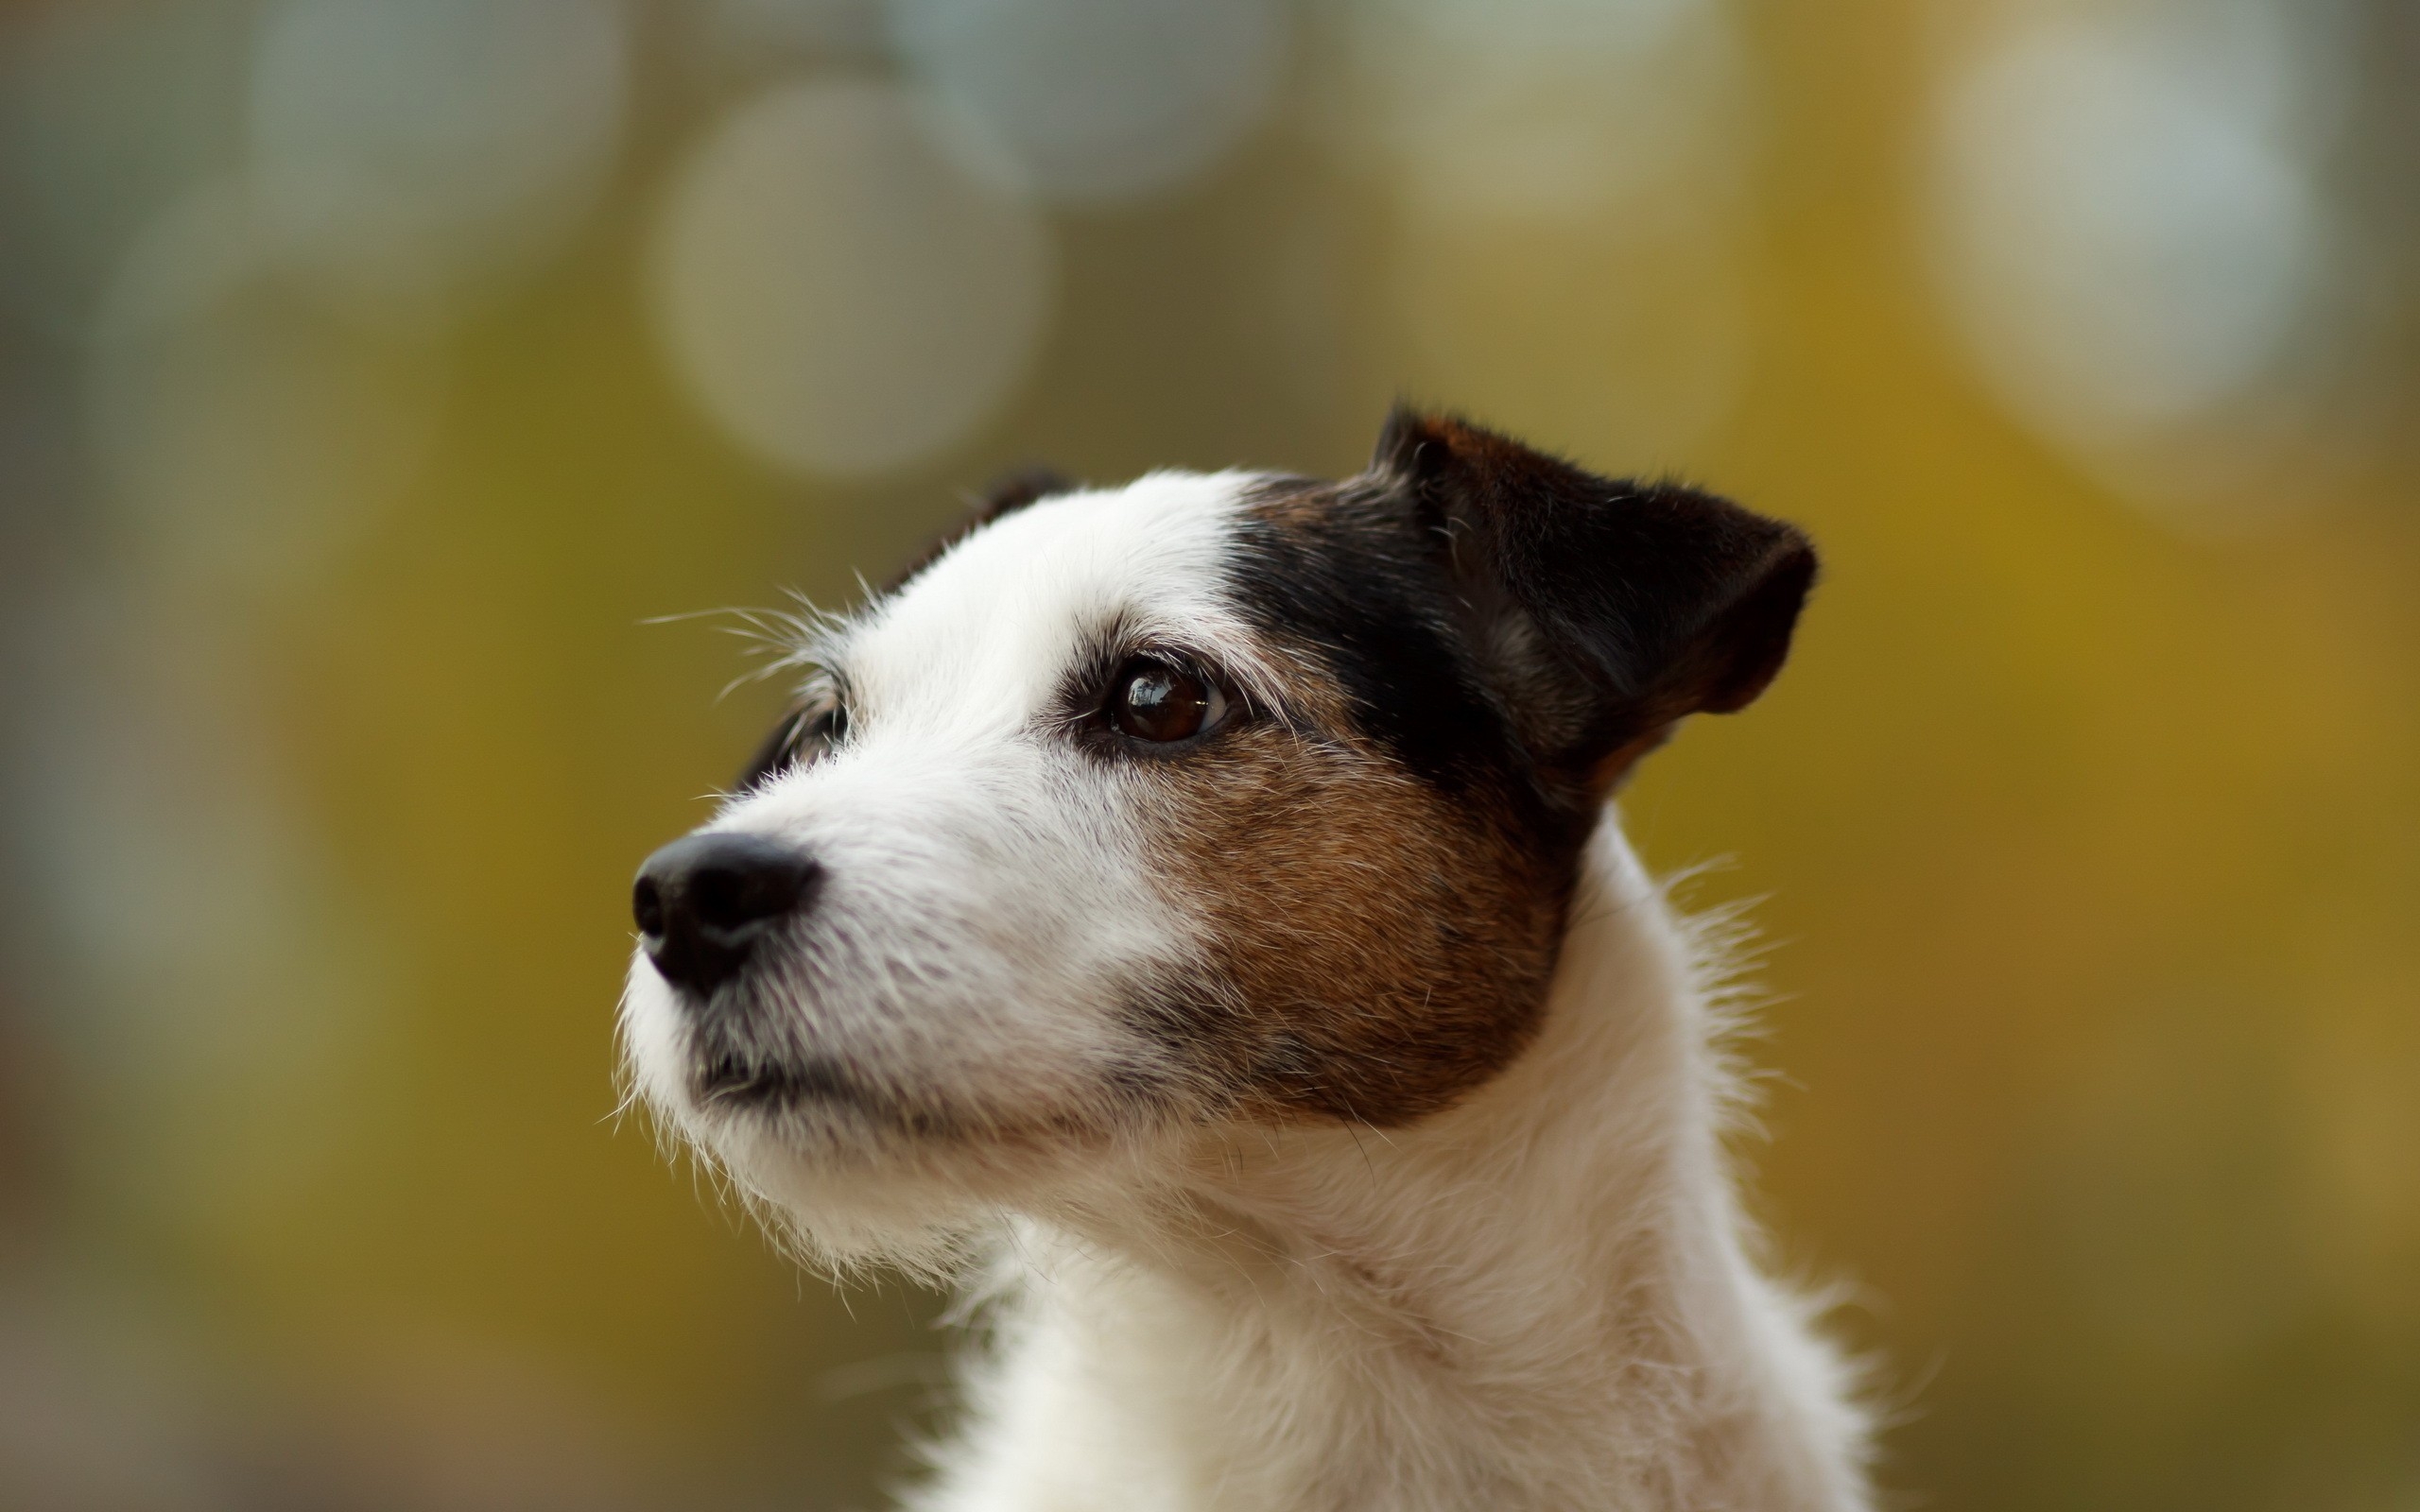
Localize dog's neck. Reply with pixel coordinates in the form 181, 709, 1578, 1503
923, 819, 1870, 1512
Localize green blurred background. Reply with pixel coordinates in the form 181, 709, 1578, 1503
0, 0, 2413, 1507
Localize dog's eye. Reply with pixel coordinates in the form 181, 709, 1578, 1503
736, 697, 848, 788
1109, 657, 1225, 744
803, 703, 849, 748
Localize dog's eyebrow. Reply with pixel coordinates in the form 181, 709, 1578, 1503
1038, 609, 1299, 733
1042, 610, 1155, 726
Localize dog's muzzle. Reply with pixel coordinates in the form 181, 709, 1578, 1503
632, 833, 821, 996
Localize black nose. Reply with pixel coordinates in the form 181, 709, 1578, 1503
632, 833, 821, 997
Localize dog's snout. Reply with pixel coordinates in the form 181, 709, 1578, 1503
633, 833, 821, 996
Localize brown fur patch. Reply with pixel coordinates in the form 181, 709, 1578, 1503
1137, 708, 1574, 1129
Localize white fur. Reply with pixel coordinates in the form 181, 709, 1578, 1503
621, 470, 1873, 1509
909, 826, 1869, 1512
622, 472, 1278, 1263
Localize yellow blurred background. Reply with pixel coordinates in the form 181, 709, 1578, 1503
0, 0, 2412, 1507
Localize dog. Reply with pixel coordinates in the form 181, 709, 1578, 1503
621, 409, 1873, 1511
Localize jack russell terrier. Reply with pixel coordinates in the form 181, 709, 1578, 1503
623, 410, 1872, 1511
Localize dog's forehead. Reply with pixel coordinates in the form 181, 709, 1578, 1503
842, 471, 1270, 730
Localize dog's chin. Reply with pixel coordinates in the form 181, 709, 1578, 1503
622, 962, 1204, 1273
666, 1052, 1159, 1277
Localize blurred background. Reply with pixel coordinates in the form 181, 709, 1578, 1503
0, 0, 2413, 1506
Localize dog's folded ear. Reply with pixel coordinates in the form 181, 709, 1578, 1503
966, 464, 1077, 524
885, 464, 1077, 594
1374, 407, 1815, 791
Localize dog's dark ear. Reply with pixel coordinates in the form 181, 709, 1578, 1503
885, 465, 1077, 594
965, 464, 1077, 525
1374, 407, 1815, 789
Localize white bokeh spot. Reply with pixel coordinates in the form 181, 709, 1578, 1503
650, 78, 1056, 479
249, 0, 630, 317
1928, 5, 2335, 514
890, 0, 1288, 206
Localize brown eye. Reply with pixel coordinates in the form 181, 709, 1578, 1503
1109, 658, 1223, 744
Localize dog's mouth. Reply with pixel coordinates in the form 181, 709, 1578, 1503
695, 1052, 859, 1112
688, 1049, 1070, 1148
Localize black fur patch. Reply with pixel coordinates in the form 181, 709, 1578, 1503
1371, 407, 1816, 781
1233, 483, 1517, 789
1227, 479, 1584, 860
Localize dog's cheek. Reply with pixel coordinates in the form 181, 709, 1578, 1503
994, 765, 1219, 1112
1137, 730, 1568, 1126
780, 749, 1201, 1119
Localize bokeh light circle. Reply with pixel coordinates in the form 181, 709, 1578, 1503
889, 0, 1288, 206
1930, 16, 2325, 455
249, 0, 629, 316
650, 78, 1055, 479
1334, 0, 1740, 221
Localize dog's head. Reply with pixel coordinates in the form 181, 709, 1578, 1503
620, 410, 1813, 1267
